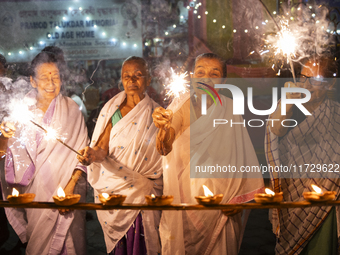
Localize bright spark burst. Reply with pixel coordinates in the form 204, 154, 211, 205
274, 20, 297, 59
165, 68, 189, 98
6, 98, 66, 145
44, 126, 59, 141
7, 98, 34, 124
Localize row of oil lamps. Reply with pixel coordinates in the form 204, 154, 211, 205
4, 184, 337, 206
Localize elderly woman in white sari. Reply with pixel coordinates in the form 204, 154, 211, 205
152, 53, 264, 255
77, 56, 162, 255
265, 56, 340, 255
0, 51, 88, 254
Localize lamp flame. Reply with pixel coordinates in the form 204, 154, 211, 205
311, 184, 323, 194
265, 188, 275, 195
102, 193, 109, 199
12, 188, 19, 197
57, 186, 65, 198
151, 194, 156, 198
203, 185, 214, 197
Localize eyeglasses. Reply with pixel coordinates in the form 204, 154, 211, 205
298, 74, 329, 87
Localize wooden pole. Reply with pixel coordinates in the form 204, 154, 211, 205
0, 200, 339, 211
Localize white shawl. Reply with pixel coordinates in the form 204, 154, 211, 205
89, 91, 163, 254
160, 93, 264, 255
1, 90, 88, 255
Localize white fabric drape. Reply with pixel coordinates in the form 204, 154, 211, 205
160, 93, 264, 255
1, 90, 88, 255
89, 91, 163, 254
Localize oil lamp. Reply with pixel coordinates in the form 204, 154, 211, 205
303, 184, 336, 202
254, 188, 283, 203
195, 185, 223, 205
98, 192, 126, 206
145, 194, 174, 206
53, 186, 81, 206
7, 188, 35, 204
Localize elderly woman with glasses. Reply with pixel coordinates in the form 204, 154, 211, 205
77, 56, 163, 255
0, 51, 88, 254
152, 53, 264, 255
265, 56, 340, 255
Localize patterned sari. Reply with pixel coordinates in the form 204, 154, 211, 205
265, 99, 340, 254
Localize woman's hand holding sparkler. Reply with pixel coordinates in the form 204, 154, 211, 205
0, 122, 16, 159
269, 81, 303, 137
284, 81, 305, 114
0, 122, 16, 139
77, 146, 97, 166
152, 107, 173, 129
78, 119, 111, 165
152, 107, 175, 156
285, 81, 303, 99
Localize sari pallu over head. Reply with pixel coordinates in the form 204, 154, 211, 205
265, 99, 340, 255
1, 89, 88, 255
89, 91, 163, 254
160, 93, 264, 255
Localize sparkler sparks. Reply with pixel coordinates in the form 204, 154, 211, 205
6, 98, 34, 124
30, 120, 81, 156
44, 126, 59, 142
164, 68, 189, 99
4, 97, 80, 156
274, 23, 297, 58
258, 2, 333, 82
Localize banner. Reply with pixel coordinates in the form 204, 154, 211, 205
0, 0, 142, 62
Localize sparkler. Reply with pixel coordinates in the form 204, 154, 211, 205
273, 20, 298, 83
258, 0, 298, 83
164, 68, 189, 99
5, 99, 81, 156
29, 120, 82, 156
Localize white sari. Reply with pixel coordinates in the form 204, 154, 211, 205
1, 90, 88, 255
89, 91, 163, 254
160, 93, 264, 255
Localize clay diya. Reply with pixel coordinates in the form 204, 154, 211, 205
303, 184, 336, 202
99, 193, 126, 206
195, 185, 223, 205
254, 188, 283, 203
145, 194, 174, 206
7, 188, 35, 204
53, 187, 81, 206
